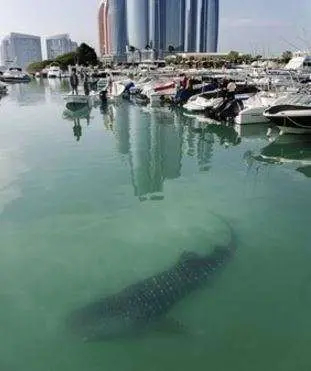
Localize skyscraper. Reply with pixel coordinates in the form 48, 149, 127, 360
0, 33, 42, 68
99, 0, 112, 55
98, 0, 127, 58
148, 0, 166, 53
98, 1, 106, 55
184, 0, 198, 52
98, 0, 219, 58
126, 0, 149, 50
205, 0, 219, 52
164, 0, 186, 51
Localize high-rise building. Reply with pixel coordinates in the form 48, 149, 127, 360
164, 0, 186, 52
126, 0, 149, 50
108, 0, 127, 57
98, 0, 127, 58
98, 0, 112, 55
205, 0, 219, 52
98, 0, 219, 58
46, 34, 77, 59
0, 33, 42, 68
185, 0, 198, 52
148, 0, 166, 53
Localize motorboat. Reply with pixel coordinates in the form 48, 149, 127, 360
263, 94, 311, 134
207, 97, 244, 122
183, 93, 223, 113
47, 65, 61, 78
183, 83, 258, 113
234, 91, 291, 125
0, 67, 31, 83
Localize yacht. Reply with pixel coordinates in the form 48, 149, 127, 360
183, 83, 258, 114
263, 94, 311, 134
235, 91, 297, 125
0, 67, 31, 83
47, 65, 61, 78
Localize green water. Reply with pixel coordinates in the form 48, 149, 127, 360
1, 80, 311, 371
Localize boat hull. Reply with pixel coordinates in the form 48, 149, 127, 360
235, 107, 270, 125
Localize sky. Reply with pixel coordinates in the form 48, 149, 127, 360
1, 0, 311, 57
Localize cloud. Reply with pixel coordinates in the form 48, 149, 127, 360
221, 17, 290, 28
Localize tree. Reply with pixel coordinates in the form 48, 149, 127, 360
227, 50, 240, 63
55, 52, 77, 69
241, 54, 252, 63
76, 43, 98, 66
281, 50, 293, 64
27, 59, 54, 73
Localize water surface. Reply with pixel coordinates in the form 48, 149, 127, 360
0, 80, 311, 371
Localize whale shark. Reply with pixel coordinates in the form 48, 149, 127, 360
68, 224, 235, 341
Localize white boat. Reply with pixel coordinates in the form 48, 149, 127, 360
235, 90, 301, 125
263, 94, 311, 134
235, 91, 280, 125
47, 66, 61, 78
1, 67, 31, 83
183, 93, 223, 113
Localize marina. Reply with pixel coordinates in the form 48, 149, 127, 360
0, 78, 311, 370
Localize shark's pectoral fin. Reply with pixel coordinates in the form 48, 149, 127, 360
151, 317, 187, 335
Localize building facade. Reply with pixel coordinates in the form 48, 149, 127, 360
1, 33, 42, 68
98, 0, 112, 55
148, 0, 166, 54
108, 0, 127, 58
46, 34, 77, 60
164, 0, 186, 52
98, 0, 219, 59
126, 0, 149, 50
205, 0, 219, 52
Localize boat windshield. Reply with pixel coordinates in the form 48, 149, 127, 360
274, 94, 311, 106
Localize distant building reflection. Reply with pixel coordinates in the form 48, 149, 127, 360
9, 80, 46, 106
103, 104, 183, 200
185, 121, 214, 172
98, 104, 250, 200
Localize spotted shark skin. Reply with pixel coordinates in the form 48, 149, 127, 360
68, 226, 235, 341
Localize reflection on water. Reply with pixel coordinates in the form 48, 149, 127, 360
250, 134, 311, 179
63, 106, 92, 142
95, 104, 228, 199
